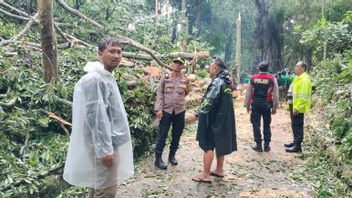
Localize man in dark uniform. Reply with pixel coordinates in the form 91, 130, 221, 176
244, 61, 279, 152
154, 57, 191, 170
192, 58, 237, 183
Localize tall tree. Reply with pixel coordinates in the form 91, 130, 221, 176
180, 0, 188, 51
235, 13, 241, 83
37, 0, 57, 83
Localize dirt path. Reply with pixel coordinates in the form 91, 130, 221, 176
118, 102, 314, 197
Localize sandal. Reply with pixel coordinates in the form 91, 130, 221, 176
210, 171, 224, 178
192, 175, 212, 183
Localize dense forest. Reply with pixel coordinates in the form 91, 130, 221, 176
0, 0, 351, 197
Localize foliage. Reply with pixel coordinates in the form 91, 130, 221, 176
0, 46, 157, 197
294, 152, 352, 197
309, 12, 352, 164
300, 18, 352, 60
196, 70, 208, 79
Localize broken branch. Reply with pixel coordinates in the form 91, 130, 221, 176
38, 108, 72, 126
0, 97, 17, 107
55, 0, 104, 29
0, 7, 29, 21
0, 13, 38, 46
0, 1, 30, 17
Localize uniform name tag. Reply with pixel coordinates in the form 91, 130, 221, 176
254, 79, 269, 84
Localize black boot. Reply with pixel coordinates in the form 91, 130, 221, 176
168, 149, 178, 165
284, 142, 295, 148
264, 142, 270, 152
252, 142, 263, 152
168, 154, 178, 166
155, 157, 167, 169
285, 142, 302, 153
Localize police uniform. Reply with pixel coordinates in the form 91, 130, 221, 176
154, 58, 191, 169
244, 71, 279, 151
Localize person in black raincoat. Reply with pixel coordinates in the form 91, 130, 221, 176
192, 58, 237, 183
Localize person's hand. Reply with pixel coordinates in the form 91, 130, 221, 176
293, 109, 299, 116
102, 154, 114, 167
246, 106, 250, 113
156, 110, 163, 120
271, 108, 277, 115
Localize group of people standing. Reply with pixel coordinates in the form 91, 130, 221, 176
154, 56, 237, 183
244, 61, 312, 153
62, 37, 312, 197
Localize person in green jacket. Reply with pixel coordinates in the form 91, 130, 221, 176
285, 61, 312, 153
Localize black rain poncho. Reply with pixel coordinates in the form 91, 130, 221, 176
196, 70, 237, 156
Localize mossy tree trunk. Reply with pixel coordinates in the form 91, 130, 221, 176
37, 0, 57, 83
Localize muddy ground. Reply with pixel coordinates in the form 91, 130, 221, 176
117, 102, 314, 197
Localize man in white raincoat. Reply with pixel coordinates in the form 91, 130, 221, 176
63, 37, 134, 197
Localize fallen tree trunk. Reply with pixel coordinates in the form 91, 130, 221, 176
122, 51, 209, 62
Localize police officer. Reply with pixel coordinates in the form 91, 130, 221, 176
244, 61, 279, 152
154, 57, 191, 169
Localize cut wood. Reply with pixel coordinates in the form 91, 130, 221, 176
38, 108, 72, 126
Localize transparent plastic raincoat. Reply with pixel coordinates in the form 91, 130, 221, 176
63, 61, 134, 189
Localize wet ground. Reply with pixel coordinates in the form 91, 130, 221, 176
117, 102, 314, 197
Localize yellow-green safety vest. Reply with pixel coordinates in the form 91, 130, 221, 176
292, 72, 312, 113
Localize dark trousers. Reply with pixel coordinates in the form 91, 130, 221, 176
250, 102, 272, 143
155, 110, 185, 158
292, 113, 304, 142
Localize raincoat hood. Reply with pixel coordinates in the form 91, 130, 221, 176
83, 61, 114, 76
217, 70, 231, 84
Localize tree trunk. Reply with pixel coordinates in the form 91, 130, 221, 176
224, 41, 232, 63
235, 13, 242, 83
255, 0, 268, 62
155, 0, 158, 15
181, 0, 188, 51
194, 0, 203, 30
37, 0, 57, 83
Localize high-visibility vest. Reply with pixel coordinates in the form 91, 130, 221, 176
292, 72, 312, 113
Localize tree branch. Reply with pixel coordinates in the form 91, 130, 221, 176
55, 97, 73, 107
0, 87, 10, 98
0, 97, 17, 107
0, 0, 30, 17
122, 51, 209, 62
38, 108, 72, 126
0, 13, 38, 46
0, 7, 29, 21
115, 35, 171, 70
64, 33, 92, 47
55, 0, 104, 29
53, 0, 170, 69
54, 22, 70, 42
